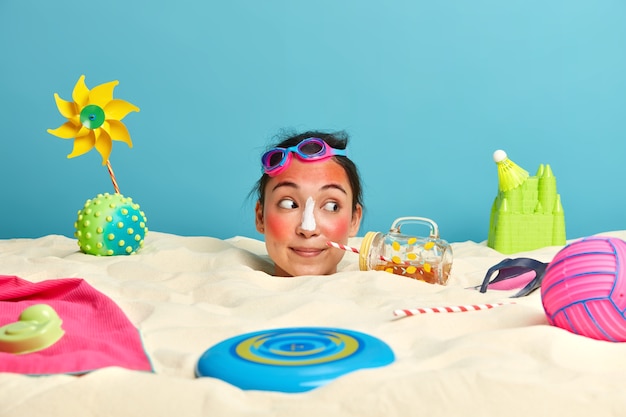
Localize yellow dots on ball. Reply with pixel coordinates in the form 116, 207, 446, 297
96, 242, 103, 249
424, 242, 435, 250
127, 228, 134, 235
94, 211, 101, 217
406, 266, 417, 274
107, 233, 115, 241
82, 220, 90, 227
117, 222, 124, 228
96, 227, 103, 234
125, 246, 133, 254
118, 240, 125, 247
134, 234, 142, 242
423, 263, 432, 272
132, 215, 139, 222
106, 249, 114, 255
140, 222, 146, 228
106, 216, 113, 222
392, 256, 402, 264
85, 232, 92, 239
408, 237, 417, 245
392, 241, 401, 251
121, 208, 128, 215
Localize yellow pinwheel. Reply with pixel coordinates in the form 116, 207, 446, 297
47, 75, 139, 165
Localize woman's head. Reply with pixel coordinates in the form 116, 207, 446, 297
254, 130, 364, 277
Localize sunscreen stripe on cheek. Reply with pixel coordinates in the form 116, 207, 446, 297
301, 197, 316, 231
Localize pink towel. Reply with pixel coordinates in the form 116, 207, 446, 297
0, 275, 153, 375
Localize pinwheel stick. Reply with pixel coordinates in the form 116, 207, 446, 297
106, 160, 121, 194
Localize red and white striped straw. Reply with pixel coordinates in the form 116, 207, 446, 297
326, 241, 405, 265
326, 241, 360, 254
393, 302, 514, 319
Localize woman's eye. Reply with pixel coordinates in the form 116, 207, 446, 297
278, 199, 298, 209
323, 202, 339, 212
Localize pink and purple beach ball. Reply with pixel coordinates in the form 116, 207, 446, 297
541, 236, 626, 342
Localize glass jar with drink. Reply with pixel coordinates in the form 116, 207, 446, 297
358, 217, 452, 285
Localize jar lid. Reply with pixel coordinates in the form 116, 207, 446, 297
358, 231, 380, 271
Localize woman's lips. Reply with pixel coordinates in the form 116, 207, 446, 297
291, 247, 325, 257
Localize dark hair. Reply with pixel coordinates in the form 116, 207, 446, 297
253, 130, 364, 213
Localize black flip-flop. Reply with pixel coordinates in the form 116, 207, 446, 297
477, 258, 548, 298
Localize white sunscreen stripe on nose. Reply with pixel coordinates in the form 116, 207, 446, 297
301, 197, 316, 231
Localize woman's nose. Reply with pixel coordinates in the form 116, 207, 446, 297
297, 223, 320, 238
298, 198, 318, 237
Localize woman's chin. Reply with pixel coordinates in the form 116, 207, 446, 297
275, 263, 337, 277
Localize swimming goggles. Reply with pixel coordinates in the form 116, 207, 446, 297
261, 137, 347, 177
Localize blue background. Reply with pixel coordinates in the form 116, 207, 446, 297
1, 0, 625, 243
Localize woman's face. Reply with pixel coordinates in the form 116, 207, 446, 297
255, 157, 362, 276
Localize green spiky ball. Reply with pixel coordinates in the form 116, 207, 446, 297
74, 193, 148, 256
